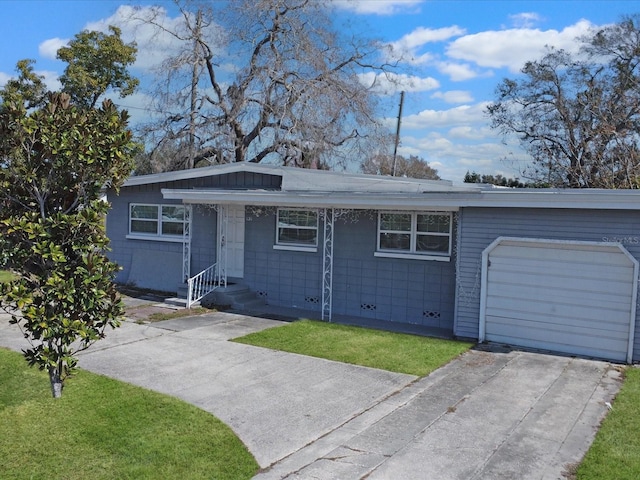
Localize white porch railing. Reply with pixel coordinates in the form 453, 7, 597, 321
187, 263, 220, 308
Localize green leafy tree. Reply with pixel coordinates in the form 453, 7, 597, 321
0, 59, 47, 109
463, 171, 527, 188
0, 92, 136, 397
57, 25, 139, 108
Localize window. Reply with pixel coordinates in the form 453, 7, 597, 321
377, 211, 452, 260
276, 209, 318, 249
129, 204, 187, 240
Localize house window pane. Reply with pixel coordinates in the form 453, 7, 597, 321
378, 211, 452, 258
380, 233, 411, 251
162, 206, 185, 222
277, 209, 318, 247
129, 204, 189, 238
131, 219, 158, 234
380, 213, 411, 231
278, 210, 317, 228
417, 214, 450, 234
279, 228, 316, 245
131, 205, 158, 219
417, 235, 450, 253
162, 221, 184, 236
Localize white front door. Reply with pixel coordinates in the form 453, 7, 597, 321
218, 205, 245, 279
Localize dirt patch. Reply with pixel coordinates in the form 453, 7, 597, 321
125, 305, 178, 322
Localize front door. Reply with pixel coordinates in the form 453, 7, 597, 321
218, 205, 245, 279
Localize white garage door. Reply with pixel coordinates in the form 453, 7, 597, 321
479, 238, 638, 363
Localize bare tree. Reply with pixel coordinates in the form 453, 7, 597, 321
487, 15, 640, 188
361, 153, 440, 180
134, 0, 395, 172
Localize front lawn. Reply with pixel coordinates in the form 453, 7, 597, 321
576, 367, 640, 479
0, 348, 259, 480
233, 319, 473, 377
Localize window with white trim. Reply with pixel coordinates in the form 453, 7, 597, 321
377, 211, 452, 258
129, 204, 187, 239
276, 209, 318, 248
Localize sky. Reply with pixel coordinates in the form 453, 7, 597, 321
0, 0, 637, 183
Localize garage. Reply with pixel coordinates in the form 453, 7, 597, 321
479, 237, 638, 363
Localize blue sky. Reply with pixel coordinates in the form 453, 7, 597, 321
1, 0, 637, 182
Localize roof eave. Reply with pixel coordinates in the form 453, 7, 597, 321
160, 188, 640, 211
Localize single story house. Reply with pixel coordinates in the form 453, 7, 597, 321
106, 162, 640, 363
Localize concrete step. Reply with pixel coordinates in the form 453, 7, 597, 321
201, 284, 266, 310
163, 297, 200, 308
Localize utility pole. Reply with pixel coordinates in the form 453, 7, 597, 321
392, 91, 405, 176
187, 9, 203, 170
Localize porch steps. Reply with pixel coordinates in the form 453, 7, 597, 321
163, 297, 199, 309
163, 283, 199, 309
201, 284, 266, 311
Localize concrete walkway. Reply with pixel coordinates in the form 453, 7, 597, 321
0, 310, 622, 480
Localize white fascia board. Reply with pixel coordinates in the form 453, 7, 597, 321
161, 187, 640, 211
161, 188, 466, 211
470, 190, 640, 210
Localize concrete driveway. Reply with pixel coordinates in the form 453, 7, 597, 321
0, 311, 621, 480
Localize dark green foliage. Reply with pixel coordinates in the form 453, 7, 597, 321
463, 171, 547, 188
0, 92, 136, 397
57, 26, 139, 108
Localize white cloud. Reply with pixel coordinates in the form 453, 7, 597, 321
333, 0, 423, 15
399, 131, 525, 183
400, 102, 490, 129
0, 72, 10, 88
108, 90, 156, 126
435, 61, 485, 81
0, 69, 60, 91
508, 12, 543, 29
431, 90, 474, 104
39, 37, 69, 60
40, 70, 62, 91
446, 19, 597, 73
360, 72, 439, 95
448, 125, 491, 140
388, 25, 465, 64
83, 5, 224, 72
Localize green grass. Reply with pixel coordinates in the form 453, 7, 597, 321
0, 270, 15, 283
233, 319, 473, 377
576, 367, 640, 480
0, 348, 258, 480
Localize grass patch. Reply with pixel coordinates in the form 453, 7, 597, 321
233, 319, 473, 377
0, 270, 15, 283
0, 348, 258, 480
576, 367, 640, 480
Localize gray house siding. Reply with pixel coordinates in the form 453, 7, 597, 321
455, 207, 640, 360
242, 209, 456, 328
107, 185, 182, 291
243, 209, 323, 311
107, 172, 283, 292
331, 212, 456, 329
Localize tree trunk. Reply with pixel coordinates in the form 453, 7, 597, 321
49, 368, 63, 398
